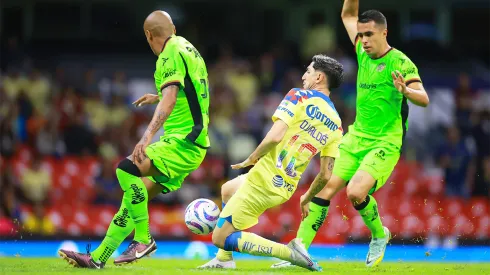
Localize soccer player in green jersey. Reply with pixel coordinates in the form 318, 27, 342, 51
58, 10, 210, 269
272, 0, 429, 269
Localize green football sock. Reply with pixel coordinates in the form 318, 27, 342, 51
296, 197, 330, 249
117, 168, 151, 244
92, 204, 134, 263
355, 195, 385, 239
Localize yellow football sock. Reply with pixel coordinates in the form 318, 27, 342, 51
216, 249, 233, 261
236, 232, 291, 260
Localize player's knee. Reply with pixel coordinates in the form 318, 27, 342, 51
211, 230, 225, 248
221, 180, 239, 203
346, 186, 366, 206
116, 159, 142, 177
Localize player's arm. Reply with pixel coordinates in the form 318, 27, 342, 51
231, 119, 289, 169
301, 156, 335, 206
300, 128, 342, 218
392, 70, 430, 107
341, 0, 360, 45
231, 89, 299, 169
132, 85, 178, 163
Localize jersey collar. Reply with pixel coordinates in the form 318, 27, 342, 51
370, 47, 394, 60
160, 35, 174, 53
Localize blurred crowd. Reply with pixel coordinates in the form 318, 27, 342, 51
1, 19, 489, 237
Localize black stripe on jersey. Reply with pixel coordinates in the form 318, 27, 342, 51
405, 79, 422, 86
179, 53, 208, 149
400, 96, 409, 151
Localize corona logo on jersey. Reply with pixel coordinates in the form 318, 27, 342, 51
305, 104, 339, 131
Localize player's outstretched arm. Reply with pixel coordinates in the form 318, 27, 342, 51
300, 156, 335, 218
131, 85, 178, 163
231, 120, 289, 169
341, 0, 359, 45
392, 71, 430, 107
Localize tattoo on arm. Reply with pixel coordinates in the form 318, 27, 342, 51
139, 87, 177, 144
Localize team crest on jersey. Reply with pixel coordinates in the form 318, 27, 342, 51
377, 63, 386, 72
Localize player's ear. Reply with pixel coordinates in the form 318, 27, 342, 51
383, 28, 388, 38
145, 30, 152, 40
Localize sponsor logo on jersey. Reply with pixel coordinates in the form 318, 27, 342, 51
305, 104, 339, 131
359, 83, 378, 89
272, 175, 284, 187
276, 105, 294, 117
161, 57, 169, 66
375, 149, 385, 160
163, 68, 177, 78
402, 67, 415, 78
377, 63, 386, 72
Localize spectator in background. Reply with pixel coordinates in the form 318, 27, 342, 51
301, 11, 336, 62
93, 158, 121, 206
226, 60, 259, 113
472, 110, 490, 197
80, 68, 99, 97
98, 71, 129, 103
36, 109, 63, 157
454, 73, 476, 134
57, 86, 83, 130
0, 163, 21, 221
63, 114, 97, 156
20, 153, 52, 206
25, 69, 50, 116
23, 204, 56, 235
437, 127, 475, 198
19, 152, 55, 234
0, 104, 18, 159
3, 69, 28, 101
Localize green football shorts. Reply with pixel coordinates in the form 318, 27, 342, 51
333, 133, 400, 194
145, 137, 206, 194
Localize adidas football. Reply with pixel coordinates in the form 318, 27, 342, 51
184, 198, 220, 235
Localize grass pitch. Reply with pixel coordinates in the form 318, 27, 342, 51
0, 258, 489, 274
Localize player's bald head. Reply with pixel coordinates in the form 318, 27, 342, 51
144, 10, 175, 38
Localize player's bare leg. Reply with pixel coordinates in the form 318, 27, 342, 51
198, 176, 244, 269
272, 175, 346, 269
347, 170, 390, 267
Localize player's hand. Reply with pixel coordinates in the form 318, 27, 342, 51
133, 94, 159, 107
300, 194, 310, 220
131, 142, 149, 164
392, 70, 408, 95
230, 157, 257, 170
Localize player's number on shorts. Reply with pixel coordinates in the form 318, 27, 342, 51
276, 134, 317, 178
200, 79, 208, 98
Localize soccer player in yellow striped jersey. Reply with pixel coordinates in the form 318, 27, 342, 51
198, 55, 344, 271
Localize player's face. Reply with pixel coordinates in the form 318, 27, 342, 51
357, 21, 387, 57
302, 62, 320, 89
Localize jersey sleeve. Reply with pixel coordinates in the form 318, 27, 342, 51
397, 57, 422, 86
320, 129, 342, 158
271, 89, 302, 126
158, 47, 186, 92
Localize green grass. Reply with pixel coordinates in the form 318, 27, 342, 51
0, 258, 489, 274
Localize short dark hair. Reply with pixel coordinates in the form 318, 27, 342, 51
312, 55, 344, 89
358, 10, 387, 27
